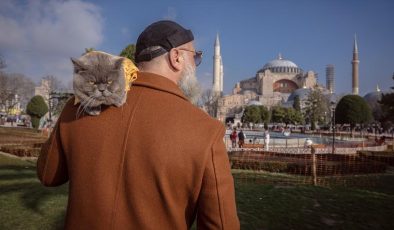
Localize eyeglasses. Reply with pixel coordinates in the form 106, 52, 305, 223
178, 48, 203, 66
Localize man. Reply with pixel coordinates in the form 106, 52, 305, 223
37, 20, 239, 229
230, 128, 237, 148
238, 130, 245, 148
264, 130, 270, 151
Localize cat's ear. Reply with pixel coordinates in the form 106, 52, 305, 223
71, 58, 87, 73
113, 58, 124, 70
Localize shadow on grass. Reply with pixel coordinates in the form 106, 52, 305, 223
0, 165, 68, 214
53, 209, 67, 230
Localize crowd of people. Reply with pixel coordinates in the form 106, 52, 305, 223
229, 128, 270, 150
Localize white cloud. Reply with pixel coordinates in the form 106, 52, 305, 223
0, 0, 104, 84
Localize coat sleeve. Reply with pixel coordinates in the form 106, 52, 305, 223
197, 126, 240, 229
37, 119, 69, 186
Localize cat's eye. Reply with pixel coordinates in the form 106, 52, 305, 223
88, 81, 95, 85
108, 81, 113, 84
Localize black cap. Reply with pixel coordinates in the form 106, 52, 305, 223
135, 20, 194, 63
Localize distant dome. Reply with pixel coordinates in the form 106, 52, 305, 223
287, 88, 311, 102
364, 91, 382, 107
259, 54, 302, 74
247, 100, 262, 106
242, 90, 255, 95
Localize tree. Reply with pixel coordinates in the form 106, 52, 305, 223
271, 107, 302, 126
200, 89, 220, 118
335, 95, 373, 135
241, 105, 270, 125
119, 44, 136, 62
258, 105, 270, 124
26, 96, 49, 129
304, 88, 330, 130
242, 105, 261, 124
293, 95, 301, 112
271, 106, 286, 124
284, 108, 303, 125
43, 75, 63, 93
0, 72, 35, 114
379, 74, 394, 128
84, 47, 95, 55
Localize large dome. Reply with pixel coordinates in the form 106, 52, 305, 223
263, 59, 298, 69
259, 54, 302, 74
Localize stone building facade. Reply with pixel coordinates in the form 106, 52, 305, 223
217, 54, 317, 122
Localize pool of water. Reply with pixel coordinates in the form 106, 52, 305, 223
227, 130, 366, 145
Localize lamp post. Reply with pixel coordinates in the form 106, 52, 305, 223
330, 101, 336, 154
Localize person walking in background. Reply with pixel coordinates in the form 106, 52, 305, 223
238, 129, 245, 148
264, 130, 270, 151
230, 128, 237, 148
37, 20, 239, 229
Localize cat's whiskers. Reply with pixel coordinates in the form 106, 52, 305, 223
77, 95, 95, 118
83, 96, 97, 116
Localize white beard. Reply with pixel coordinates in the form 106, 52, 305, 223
179, 63, 201, 105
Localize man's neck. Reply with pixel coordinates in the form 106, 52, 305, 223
139, 68, 179, 84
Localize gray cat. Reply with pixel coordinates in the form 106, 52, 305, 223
71, 51, 127, 116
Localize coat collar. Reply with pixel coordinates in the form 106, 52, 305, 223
132, 71, 189, 102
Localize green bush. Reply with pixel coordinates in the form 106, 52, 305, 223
335, 95, 372, 127
26, 96, 48, 129
30, 116, 41, 129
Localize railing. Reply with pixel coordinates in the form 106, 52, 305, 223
227, 145, 388, 154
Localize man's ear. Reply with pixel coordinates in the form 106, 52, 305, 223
168, 48, 182, 71
71, 58, 87, 73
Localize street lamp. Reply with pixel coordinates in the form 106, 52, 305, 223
330, 101, 336, 154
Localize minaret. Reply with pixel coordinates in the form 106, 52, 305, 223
220, 59, 224, 92
352, 34, 359, 95
213, 33, 222, 95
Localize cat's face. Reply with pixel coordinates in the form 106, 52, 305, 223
71, 53, 126, 109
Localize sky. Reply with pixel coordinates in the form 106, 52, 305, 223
0, 0, 393, 96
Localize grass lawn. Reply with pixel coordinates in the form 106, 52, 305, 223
0, 153, 68, 230
1, 153, 394, 229
233, 170, 394, 229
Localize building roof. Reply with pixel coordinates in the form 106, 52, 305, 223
263, 58, 298, 69
287, 88, 311, 102
259, 54, 302, 74
363, 91, 382, 106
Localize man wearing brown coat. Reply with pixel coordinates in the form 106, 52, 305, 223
37, 20, 239, 229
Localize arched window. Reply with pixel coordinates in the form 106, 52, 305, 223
273, 79, 298, 93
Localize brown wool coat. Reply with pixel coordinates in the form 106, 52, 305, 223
37, 72, 240, 229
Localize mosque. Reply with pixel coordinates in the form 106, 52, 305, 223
211, 34, 367, 123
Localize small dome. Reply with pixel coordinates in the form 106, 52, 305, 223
364, 91, 382, 106
287, 88, 311, 102
259, 54, 302, 74
242, 90, 256, 95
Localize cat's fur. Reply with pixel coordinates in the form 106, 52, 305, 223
71, 51, 127, 116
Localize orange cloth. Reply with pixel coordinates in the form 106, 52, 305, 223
38, 72, 240, 229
